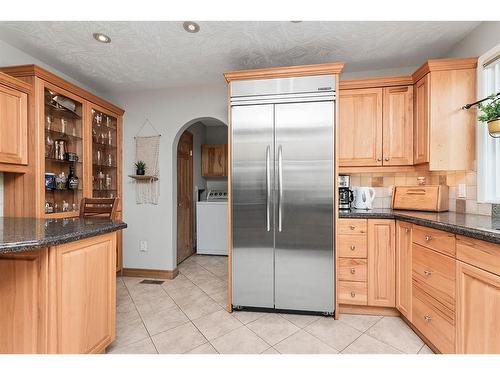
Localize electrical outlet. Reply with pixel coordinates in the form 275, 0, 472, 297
140, 240, 148, 252
458, 183, 467, 199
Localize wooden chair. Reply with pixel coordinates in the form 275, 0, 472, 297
79, 197, 119, 219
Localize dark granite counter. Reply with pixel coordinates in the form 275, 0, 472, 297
0, 217, 127, 254
340, 209, 500, 245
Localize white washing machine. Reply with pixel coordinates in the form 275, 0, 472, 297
196, 190, 228, 255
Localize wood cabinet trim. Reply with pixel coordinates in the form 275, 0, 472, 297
339, 75, 413, 90
412, 57, 478, 83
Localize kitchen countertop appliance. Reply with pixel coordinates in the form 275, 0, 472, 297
352, 187, 376, 210
230, 75, 335, 314
339, 175, 354, 211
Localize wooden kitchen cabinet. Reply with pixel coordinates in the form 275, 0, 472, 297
396, 220, 412, 321
202, 144, 228, 177
0, 71, 29, 171
339, 88, 383, 166
382, 86, 413, 165
413, 74, 429, 164
368, 219, 396, 307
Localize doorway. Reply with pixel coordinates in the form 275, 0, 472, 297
177, 130, 194, 264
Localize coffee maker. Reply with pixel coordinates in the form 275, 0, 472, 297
338, 175, 354, 211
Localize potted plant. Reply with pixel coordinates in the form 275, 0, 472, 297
134, 160, 146, 175
478, 94, 500, 137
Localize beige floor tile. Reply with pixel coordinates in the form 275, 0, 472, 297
186, 342, 219, 354
107, 337, 158, 354
140, 305, 190, 336
192, 309, 243, 340
262, 347, 280, 354
366, 317, 423, 353
304, 317, 362, 351
418, 344, 434, 354
210, 290, 228, 308
152, 322, 207, 354
167, 284, 207, 306
274, 330, 338, 354
113, 317, 149, 347
279, 313, 321, 328
161, 274, 196, 293
135, 293, 178, 316
342, 334, 402, 354
247, 314, 300, 346
181, 295, 223, 320
210, 326, 270, 354
196, 278, 227, 296
232, 310, 267, 325
116, 302, 141, 328
338, 314, 382, 332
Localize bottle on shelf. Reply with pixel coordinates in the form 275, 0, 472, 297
67, 166, 79, 190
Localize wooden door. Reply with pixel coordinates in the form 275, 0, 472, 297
177, 131, 194, 264
0, 83, 28, 165
339, 88, 383, 166
396, 221, 412, 320
202, 144, 227, 177
413, 75, 429, 165
368, 219, 396, 307
382, 86, 413, 165
52, 233, 116, 354
456, 261, 500, 354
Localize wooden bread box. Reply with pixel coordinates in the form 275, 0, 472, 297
392, 185, 449, 212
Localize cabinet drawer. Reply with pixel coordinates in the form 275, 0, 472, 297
412, 286, 455, 353
412, 243, 455, 311
456, 236, 500, 276
338, 235, 368, 258
338, 258, 367, 282
338, 281, 367, 305
412, 225, 455, 256
338, 219, 367, 235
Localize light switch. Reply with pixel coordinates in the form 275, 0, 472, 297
458, 183, 466, 199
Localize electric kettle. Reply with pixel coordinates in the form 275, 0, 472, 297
352, 187, 376, 210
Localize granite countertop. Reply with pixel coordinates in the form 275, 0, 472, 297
0, 217, 127, 254
340, 208, 500, 244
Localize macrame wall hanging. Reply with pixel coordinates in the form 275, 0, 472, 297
130, 119, 161, 205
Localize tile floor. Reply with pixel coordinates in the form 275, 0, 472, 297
107, 254, 433, 354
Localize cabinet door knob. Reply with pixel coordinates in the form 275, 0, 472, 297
350, 245, 356, 251
350, 291, 356, 298
423, 270, 433, 277
350, 268, 356, 274
424, 315, 432, 322
350, 225, 356, 230
425, 235, 432, 241
384, 157, 389, 161
376, 157, 382, 162
405, 228, 410, 233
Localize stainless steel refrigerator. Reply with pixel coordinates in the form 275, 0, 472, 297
231, 75, 335, 314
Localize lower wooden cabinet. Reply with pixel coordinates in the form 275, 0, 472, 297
0, 232, 117, 354
396, 220, 412, 320
368, 219, 396, 307
456, 261, 500, 354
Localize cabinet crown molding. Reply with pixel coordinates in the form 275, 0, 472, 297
412, 57, 478, 83
0, 64, 124, 116
339, 75, 413, 90
0, 71, 32, 94
224, 62, 345, 82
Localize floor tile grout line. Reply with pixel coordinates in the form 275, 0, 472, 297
363, 317, 423, 354
302, 319, 364, 353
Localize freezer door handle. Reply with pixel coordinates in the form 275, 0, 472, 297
266, 145, 271, 232
278, 144, 283, 232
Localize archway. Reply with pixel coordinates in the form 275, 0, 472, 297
172, 117, 228, 267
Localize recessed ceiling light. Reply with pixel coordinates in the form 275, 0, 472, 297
183, 21, 200, 33
93, 32, 111, 43
291, 21, 303, 23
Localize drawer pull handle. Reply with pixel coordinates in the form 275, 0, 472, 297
425, 235, 432, 241
350, 245, 356, 251
424, 315, 432, 322
350, 225, 356, 230
423, 270, 433, 277
350, 291, 356, 298
350, 268, 356, 274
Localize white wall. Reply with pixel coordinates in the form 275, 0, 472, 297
109, 82, 227, 271
445, 22, 500, 58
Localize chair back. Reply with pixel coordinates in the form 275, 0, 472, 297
79, 198, 119, 219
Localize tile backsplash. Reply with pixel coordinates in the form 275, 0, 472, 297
349, 170, 492, 216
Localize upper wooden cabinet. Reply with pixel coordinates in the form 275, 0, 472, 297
0, 71, 30, 171
339, 83, 413, 167
412, 58, 477, 171
339, 88, 383, 166
202, 144, 228, 177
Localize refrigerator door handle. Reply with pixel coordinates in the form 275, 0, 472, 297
266, 145, 271, 232
278, 144, 283, 232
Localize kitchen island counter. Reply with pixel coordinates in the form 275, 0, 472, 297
339, 208, 500, 245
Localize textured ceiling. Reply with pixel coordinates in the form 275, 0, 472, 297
0, 21, 480, 94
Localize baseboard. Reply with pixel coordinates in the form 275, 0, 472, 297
339, 304, 400, 317
122, 267, 179, 280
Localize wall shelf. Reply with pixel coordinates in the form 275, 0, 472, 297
128, 174, 158, 181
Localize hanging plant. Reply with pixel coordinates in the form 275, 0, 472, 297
134, 160, 146, 175
478, 94, 500, 137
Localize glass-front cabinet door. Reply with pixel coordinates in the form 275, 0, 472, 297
43, 84, 86, 217
89, 105, 122, 212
